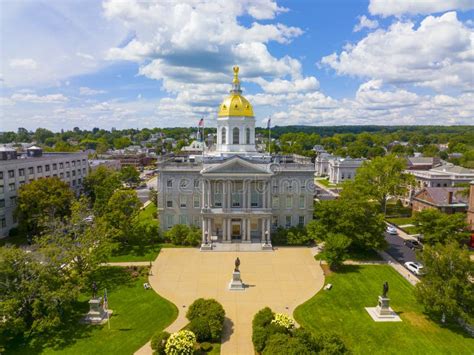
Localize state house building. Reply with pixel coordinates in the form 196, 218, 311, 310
157, 67, 315, 249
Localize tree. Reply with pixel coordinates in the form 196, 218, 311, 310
15, 177, 74, 237
321, 233, 351, 270
37, 197, 115, 280
0, 247, 80, 343
113, 136, 132, 149
104, 189, 142, 244
165, 224, 201, 246
307, 198, 386, 251
413, 209, 469, 246
83, 166, 121, 215
342, 155, 414, 214
415, 242, 473, 323
120, 166, 140, 186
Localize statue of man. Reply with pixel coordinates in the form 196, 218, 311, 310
382, 281, 389, 298
234, 257, 240, 272
92, 281, 98, 299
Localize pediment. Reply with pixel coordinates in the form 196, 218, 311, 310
202, 157, 270, 175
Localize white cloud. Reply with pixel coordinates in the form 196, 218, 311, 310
369, 0, 474, 17
11, 93, 69, 104
322, 12, 474, 91
76, 52, 95, 60
353, 15, 379, 32
9, 58, 37, 70
253, 77, 319, 94
79, 87, 107, 96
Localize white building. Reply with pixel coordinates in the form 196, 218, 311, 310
157, 67, 315, 248
0, 146, 89, 237
315, 153, 365, 183
408, 163, 474, 189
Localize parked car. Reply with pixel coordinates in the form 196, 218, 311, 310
404, 239, 423, 250
404, 261, 425, 276
386, 226, 398, 235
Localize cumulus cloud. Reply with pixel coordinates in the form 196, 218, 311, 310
9, 58, 37, 70
321, 12, 474, 91
353, 15, 379, 32
369, 0, 474, 17
11, 93, 69, 104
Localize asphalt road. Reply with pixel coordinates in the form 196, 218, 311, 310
384, 232, 419, 264
136, 176, 157, 204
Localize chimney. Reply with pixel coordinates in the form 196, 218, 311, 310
448, 191, 454, 205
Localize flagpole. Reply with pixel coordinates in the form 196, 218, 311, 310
268, 116, 271, 156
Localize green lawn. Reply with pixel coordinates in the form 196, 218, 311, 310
315, 178, 341, 188
6, 267, 178, 355
294, 265, 473, 355
386, 216, 415, 226
315, 248, 382, 262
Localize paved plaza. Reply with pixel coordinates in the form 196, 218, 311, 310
143, 247, 325, 354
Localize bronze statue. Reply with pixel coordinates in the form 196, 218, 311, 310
382, 281, 389, 298
91, 281, 98, 299
234, 257, 240, 272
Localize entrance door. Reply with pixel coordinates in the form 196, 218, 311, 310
231, 220, 241, 241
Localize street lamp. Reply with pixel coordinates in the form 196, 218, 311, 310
265, 230, 269, 245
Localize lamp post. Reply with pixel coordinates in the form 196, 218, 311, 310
265, 230, 269, 245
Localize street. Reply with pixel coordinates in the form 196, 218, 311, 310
384, 232, 419, 264
136, 176, 157, 204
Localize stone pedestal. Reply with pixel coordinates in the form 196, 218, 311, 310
200, 243, 213, 251
365, 296, 401, 322
228, 271, 245, 291
262, 243, 273, 251
82, 297, 113, 324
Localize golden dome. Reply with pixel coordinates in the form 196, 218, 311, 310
218, 66, 254, 117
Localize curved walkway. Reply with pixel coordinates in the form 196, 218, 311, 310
137, 247, 324, 355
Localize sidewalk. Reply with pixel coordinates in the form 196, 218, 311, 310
378, 251, 420, 286
102, 261, 152, 267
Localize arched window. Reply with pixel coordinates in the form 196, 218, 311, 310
221, 127, 226, 144
246, 128, 251, 144
233, 127, 240, 144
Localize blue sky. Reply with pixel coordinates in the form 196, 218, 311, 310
1, 0, 473, 131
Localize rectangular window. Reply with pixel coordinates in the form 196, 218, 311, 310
10, 196, 17, 206
37, 166, 42, 173
285, 216, 292, 228
194, 179, 200, 188
0, 199, 4, 208
72, 161, 76, 167
166, 215, 174, 228
299, 195, 305, 209
72, 170, 76, 176
66, 162, 70, 168
59, 162, 64, 169
166, 200, 173, 208
45, 165, 50, 172
19, 168, 25, 176
179, 215, 188, 225
0, 185, 3, 193
77, 169, 81, 176
60, 172, 64, 178
78, 178, 82, 184
193, 195, 200, 208
66, 172, 70, 178
28, 167, 34, 174
167, 179, 173, 187
72, 180, 76, 186
83, 168, 86, 174
193, 215, 200, 226
298, 216, 305, 227
0, 172, 3, 179
286, 196, 293, 209
250, 190, 259, 207
53, 163, 57, 170
347, 173, 351, 179
82, 159, 86, 164
341, 173, 345, 180
272, 216, 278, 227
9, 183, 15, 192
8, 170, 14, 178
1, 217, 6, 228
214, 183, 222, 207
272, 196, 279, 209
179, 195, 187, 208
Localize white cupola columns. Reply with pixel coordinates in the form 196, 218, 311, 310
216, 115, 257, 154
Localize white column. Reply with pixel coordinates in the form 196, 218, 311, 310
202, 217, 206, 243
266, 181, 271, 210
222, 180, 227, 209
228, 181, 232, 209
207, 180, 212, 208
248, 218, 251, 241
242, 218, 246, 242
228, 219, 232, 241
202, 178, 206, 208
242, 180, 246, 211
261, 218, 265, 242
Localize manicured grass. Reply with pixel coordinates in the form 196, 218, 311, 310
315, 178, 341, 188
315, 248, 382, 262
386, 216, 415, 226
139, 202, 158, 221
294, 265, 473, 355
6, 266, 178, 355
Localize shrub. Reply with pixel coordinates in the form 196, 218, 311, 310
200, 342, 213, 352
271, 313, 295, 330
252, 325, 269, 353
313, 332, 349, 354
322, 233, 351, 270
189, 317, 211, 342
271, 227, 288, 245
252, 307, 274, 329
186, 298, 225, 342
151, 331, 170, 355
263, 333, 311, 355
165, 330, 196, 355
165, 224, 201, 246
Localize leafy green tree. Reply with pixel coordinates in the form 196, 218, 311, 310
15, 177, 74, 237
321, 233, 351, 270
83, 166, 121, 215
104, 189, 141, 244
34, 128, 54, 144
0, 247, 80, 343
165, 224, 201, 246
113, 136, 132, 149
413, 209, 469, 245
307, 198, 386, 250
120, 166, 140, 185
416, 242, 473, 324
37, 197, 115, 280
342, 154, 414, 214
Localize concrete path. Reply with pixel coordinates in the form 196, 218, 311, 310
137, 247, 324, 355
103, 261, 152, 267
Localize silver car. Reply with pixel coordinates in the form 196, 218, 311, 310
404, 261, 425, 276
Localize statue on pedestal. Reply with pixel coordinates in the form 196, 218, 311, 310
382, 281, 389, 298
234, 257, 240, 272
91, 281, 98, 299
